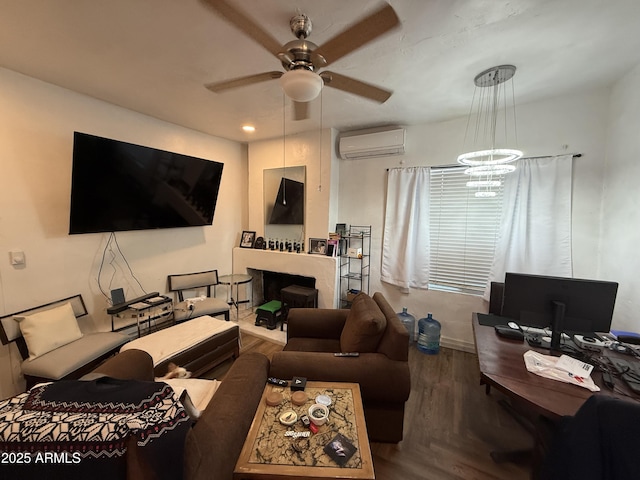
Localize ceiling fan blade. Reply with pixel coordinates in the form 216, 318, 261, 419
200, 0, 283, 57
205, 71, 282, 93
314, 3, 399, 67
321, 71, 392, 103
293, 101, 310, 121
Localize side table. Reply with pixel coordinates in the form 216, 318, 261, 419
219, 274, 253, 317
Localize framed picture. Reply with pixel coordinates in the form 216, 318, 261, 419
240, 231, 256, 248
335, 223, 347, 236
309, 238, 327, 255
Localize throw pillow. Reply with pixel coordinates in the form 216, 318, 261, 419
340, 292, 387, 353
14, 302, 83, 360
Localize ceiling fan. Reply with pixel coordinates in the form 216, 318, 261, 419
200, 0, 400, 120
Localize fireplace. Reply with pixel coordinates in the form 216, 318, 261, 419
252, 270, 316, 304
233, 247, 339, 308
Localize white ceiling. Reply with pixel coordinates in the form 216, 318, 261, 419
1, 0, 639, 143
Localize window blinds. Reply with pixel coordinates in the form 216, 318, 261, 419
428, 166, 504, 294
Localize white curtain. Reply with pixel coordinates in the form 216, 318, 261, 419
485, 154, 573, 298
381, 167, 430, 290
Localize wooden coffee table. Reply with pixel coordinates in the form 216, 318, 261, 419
234, 381, 375, 480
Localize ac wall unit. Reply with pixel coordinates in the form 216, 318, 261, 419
338, 128, 405, 160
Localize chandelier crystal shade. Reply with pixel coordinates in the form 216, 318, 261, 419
458, 65, 521, 197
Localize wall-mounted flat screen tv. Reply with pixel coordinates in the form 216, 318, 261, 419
69, 132, 224, 234
268, 177, 304, 225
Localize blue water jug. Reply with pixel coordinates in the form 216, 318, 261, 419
397, 307, 416, 343
417, 313, 441, 354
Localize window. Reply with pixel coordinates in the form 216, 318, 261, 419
428, 166, 504, 295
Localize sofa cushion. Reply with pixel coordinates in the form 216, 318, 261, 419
21, 332, 129, 380
174, 297, 229, 322
340, 293, 387, 353
14, 302, 83, 360
184, 352, 269, 480
285, 337, 341, 353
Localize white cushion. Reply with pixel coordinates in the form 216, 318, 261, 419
162, 378, 221, 417
21, 332, 129, 379
121, 315, 236, 366
14, 302, 83, 360
173, 297, 229, 322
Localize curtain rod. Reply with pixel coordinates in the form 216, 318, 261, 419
387, 153, 582, 171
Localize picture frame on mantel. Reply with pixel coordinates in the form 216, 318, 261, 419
240, 231, 256, 248
309, 238, 327, 255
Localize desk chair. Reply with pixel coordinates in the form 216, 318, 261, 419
538, 395, 640, 480
168, 270, 230, 322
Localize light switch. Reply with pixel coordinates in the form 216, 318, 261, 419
9, 250, 25, 266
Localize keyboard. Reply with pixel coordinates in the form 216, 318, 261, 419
610, 358, 640, 394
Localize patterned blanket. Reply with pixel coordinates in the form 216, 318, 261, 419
0, 378, 191, 479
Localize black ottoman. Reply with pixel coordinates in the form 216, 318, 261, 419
280, 285, 319, 331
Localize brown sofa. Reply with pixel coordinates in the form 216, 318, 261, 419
93, 348, 270, 480
269, 291, 411, 443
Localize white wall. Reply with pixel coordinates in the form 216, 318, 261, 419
337, 88, 612, 351
601, 63, 640, 332
246, 128, 338, 244
0, 68, 246, 399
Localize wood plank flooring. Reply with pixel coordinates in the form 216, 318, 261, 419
202, 333, 532, 480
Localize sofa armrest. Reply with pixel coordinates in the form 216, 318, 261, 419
287, 308, 348, 341
184, 352, 270, 480
91, 349, 154, 381
377, 316, 410, 362
270, 351, 410, 403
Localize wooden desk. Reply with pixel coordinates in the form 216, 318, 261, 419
234, 381, 374, 480
472, 313, 626, 420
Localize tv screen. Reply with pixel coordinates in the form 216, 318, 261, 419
268, 177, 304, 225
501, 273, 618, 334
69, 132, 224, 234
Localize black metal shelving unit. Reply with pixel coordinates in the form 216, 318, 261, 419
339, 225, 371, 307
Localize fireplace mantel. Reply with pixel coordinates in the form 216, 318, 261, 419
232, 247, 339, 308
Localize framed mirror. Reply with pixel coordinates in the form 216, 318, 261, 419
264, 166, 305, 243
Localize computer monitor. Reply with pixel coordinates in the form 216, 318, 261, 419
501, 273, 618, 335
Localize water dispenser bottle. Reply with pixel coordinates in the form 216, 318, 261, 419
417, 312, 441, 354
397, 307, 416, 343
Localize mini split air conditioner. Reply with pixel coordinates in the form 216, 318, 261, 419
338, 128, 405, 160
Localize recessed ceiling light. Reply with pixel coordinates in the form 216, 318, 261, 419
242, 125, 256, 132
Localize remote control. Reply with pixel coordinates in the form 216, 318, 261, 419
333, 352, 360, 357
267, 377, 289, 387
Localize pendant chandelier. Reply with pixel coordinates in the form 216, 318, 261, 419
458, 65, 521, 197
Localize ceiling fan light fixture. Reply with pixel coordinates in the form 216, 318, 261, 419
279, 69, 323, 102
